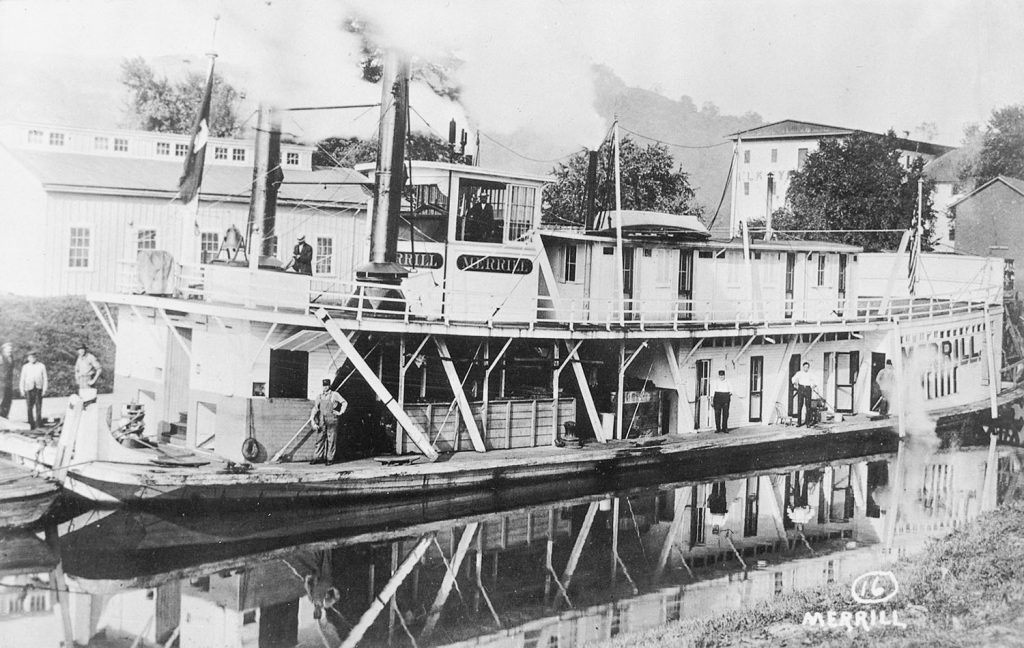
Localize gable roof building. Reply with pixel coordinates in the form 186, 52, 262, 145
948, 175, 1024, 295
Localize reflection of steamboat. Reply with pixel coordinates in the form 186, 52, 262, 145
4, 444, 1021, 647
0, 55, 1020, 506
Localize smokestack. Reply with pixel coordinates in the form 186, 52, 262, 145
248, 104, 282, 270
357, 49, 410, 282
583, 150, 599, 229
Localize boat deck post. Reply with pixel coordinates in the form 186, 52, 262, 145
564, 341, 605, 442
434, 337, 487, 452
654, 486, 692, 580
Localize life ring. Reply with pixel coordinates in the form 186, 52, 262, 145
241, 437, 261, 462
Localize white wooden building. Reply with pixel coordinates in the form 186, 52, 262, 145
0, 121, 370, 296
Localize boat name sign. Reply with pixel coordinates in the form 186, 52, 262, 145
456, 255, 533, 275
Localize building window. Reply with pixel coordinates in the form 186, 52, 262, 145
68, 227, 91, 268
743, 182, 750, 196
27, 129, 43, 144
315, 237, 333, 274
175, 143, 189, 157
94, 136, 109, 150
49, 132, 65, 146
114, 138, 128, 152
562, 244, 577, 282
508, 185, 535, 241
200, 232, 220, 263
232, 148, 246, 161
771, 148, 778, 163
285, 151, 300, 166
214, 146, 228, 160
156, 142, 170, 156
743, 150, 751, 164
137, 229, 157, 254
816, 254, 826, 286
797, 148, 809, 170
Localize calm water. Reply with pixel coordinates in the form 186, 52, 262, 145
1, 438, 1021, 648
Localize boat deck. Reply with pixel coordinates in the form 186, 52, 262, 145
0, 460, 60, 528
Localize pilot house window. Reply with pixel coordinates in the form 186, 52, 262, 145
507, 185, 536, 241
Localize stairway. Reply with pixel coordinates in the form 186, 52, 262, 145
161, 411, 188, 447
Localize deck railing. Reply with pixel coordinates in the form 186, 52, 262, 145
113, 260, 1001, 330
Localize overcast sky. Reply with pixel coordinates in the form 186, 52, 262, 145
2, 0, 1023, 151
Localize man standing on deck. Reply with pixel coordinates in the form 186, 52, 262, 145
291, 235, 313, 275
712, 369, 733, 433
791, 362, 817, 426
74, 345, 102, 393
310, 378, 347, 465
19, 352, 47, 429
875, 360, 896, 417
0, 343, 13, 419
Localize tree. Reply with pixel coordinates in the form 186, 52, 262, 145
543, 137, 702, 225
780, 131, 934, 250
961, 104, 1024, 187
313, 132, 466, 169
120, 57, 243, 137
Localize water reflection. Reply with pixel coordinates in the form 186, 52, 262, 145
3, 442, 1022, 648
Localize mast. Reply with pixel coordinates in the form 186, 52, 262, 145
358, 49, 410, 281
614, 120, 625, 326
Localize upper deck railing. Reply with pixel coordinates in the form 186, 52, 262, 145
113, 260, 1000, 331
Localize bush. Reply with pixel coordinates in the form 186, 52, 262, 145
0, 295, 115, 397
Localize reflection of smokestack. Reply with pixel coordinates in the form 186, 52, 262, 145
358, 50, 410, 281
248, 105, 282, 270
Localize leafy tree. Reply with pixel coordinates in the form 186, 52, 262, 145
120, 57, 243, 137
779, 131, 934, 250
960, 104, 1024, 187
543, 137, 702, 225
313, 132, 467, 168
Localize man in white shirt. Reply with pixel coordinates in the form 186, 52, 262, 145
19, 352, 47, 429
712, 369, 733, 434
791, 362, 816, 426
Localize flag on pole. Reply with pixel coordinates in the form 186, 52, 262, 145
178, 59, 215, 204
908, 177, 924, 296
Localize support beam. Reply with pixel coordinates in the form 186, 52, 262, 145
434, 337, 487, 452
654, 486, 692, 580
617, 341, 648, 439
564, 341, 606, 442
984, 305, 1000, 418
421, 523, 479, 638
246, 321, 278, 371
89, 301, 117, 344
340, 536, 433, 648
317, 309, 438, 461
562, 501, 599, 589
891, 322, 908, 439
681, 338, 705, 365
663, 340, 693, 435
767, 335, 798, 423
982, 433, 1000, 511
883, 440, 907, 553
482, 338, 513, 430
159, 308, 193, 362
762, 476, 789, 541
610, 498, 620, 586
730, 335, 758, 368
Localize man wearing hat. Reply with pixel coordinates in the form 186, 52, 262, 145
74, 344, 102, 393
0, 343, 13, 419
310, 377, 347, 465
291, 235, 313, 275
19, 352, 47, 429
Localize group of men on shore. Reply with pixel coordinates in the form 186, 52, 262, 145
0, 342, 102, 429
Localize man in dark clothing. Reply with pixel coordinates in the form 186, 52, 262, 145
0, 343, 13, 419
291, 235, 313, 275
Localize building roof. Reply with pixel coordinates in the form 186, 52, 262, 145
4, 147, 371, 207
726, 119, 955, 157
948, 175, 1024, 209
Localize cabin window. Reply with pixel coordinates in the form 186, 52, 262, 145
401, 184, 449, 243
114, 138, 128, 152
562, 244, 577, 282
771, 148, 778, 163
232, 148, 246, 161
49, 132, 65, 146
678, 250, 693, 295
603, 247, 614, 255
137, 229, 157, 254
508, 185, 536, 241
642, 248, 652, 257
743, 182, 750, 196
797, 148, 809, 170
27, 129, 43, 144
68, 227, 91, 268
156, 142, 170, 155
315, 237, 333, 274
200, 231, 220, 263
285, 151, 300, 166
94, 136, 109, 150
214, 146, 228, 160
816, 254, 826, 286
698, 250, 713, 259
457, 180, 505, 243
174, 143, 189, 157
743, 150, 751, 164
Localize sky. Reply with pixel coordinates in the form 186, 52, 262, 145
2, 0, 1024, 154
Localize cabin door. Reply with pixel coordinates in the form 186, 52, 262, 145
788, 353, 802, 417
784, 253, 796, 319
870, 352, 887, 412
838, 254, 848, 314
164, 327, 192, 435
694, 359, 711, 429
269, 349, 309, 398
834, 351, 858, 413
622, 248, 635, 320
677, 250, 694, 320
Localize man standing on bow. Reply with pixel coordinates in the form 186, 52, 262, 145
310, 378, 347, 465
0, 343, 14, 419
291, 235, 313, 275
791, 361, 817, 426
19, 352, 47, 429
74, 344, 102, 393
712, 369, 733, 434
874, 359, 896, 417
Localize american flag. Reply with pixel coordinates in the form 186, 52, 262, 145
178, 59, 215, 204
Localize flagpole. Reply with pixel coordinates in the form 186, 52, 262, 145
614, 119, 625, 326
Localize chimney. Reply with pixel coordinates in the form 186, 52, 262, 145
248, 105, 282, 270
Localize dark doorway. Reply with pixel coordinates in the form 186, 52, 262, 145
743, 477, 760, 537
870, 352, 887, 412
269, 349, 309, 398
788, 353, 802, 417
866, 460, 888, 518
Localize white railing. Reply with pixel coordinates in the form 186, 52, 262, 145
112, 261, 1000, 330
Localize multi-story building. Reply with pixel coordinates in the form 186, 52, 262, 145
725, 119, 954, 238
0, 121, 370, 296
